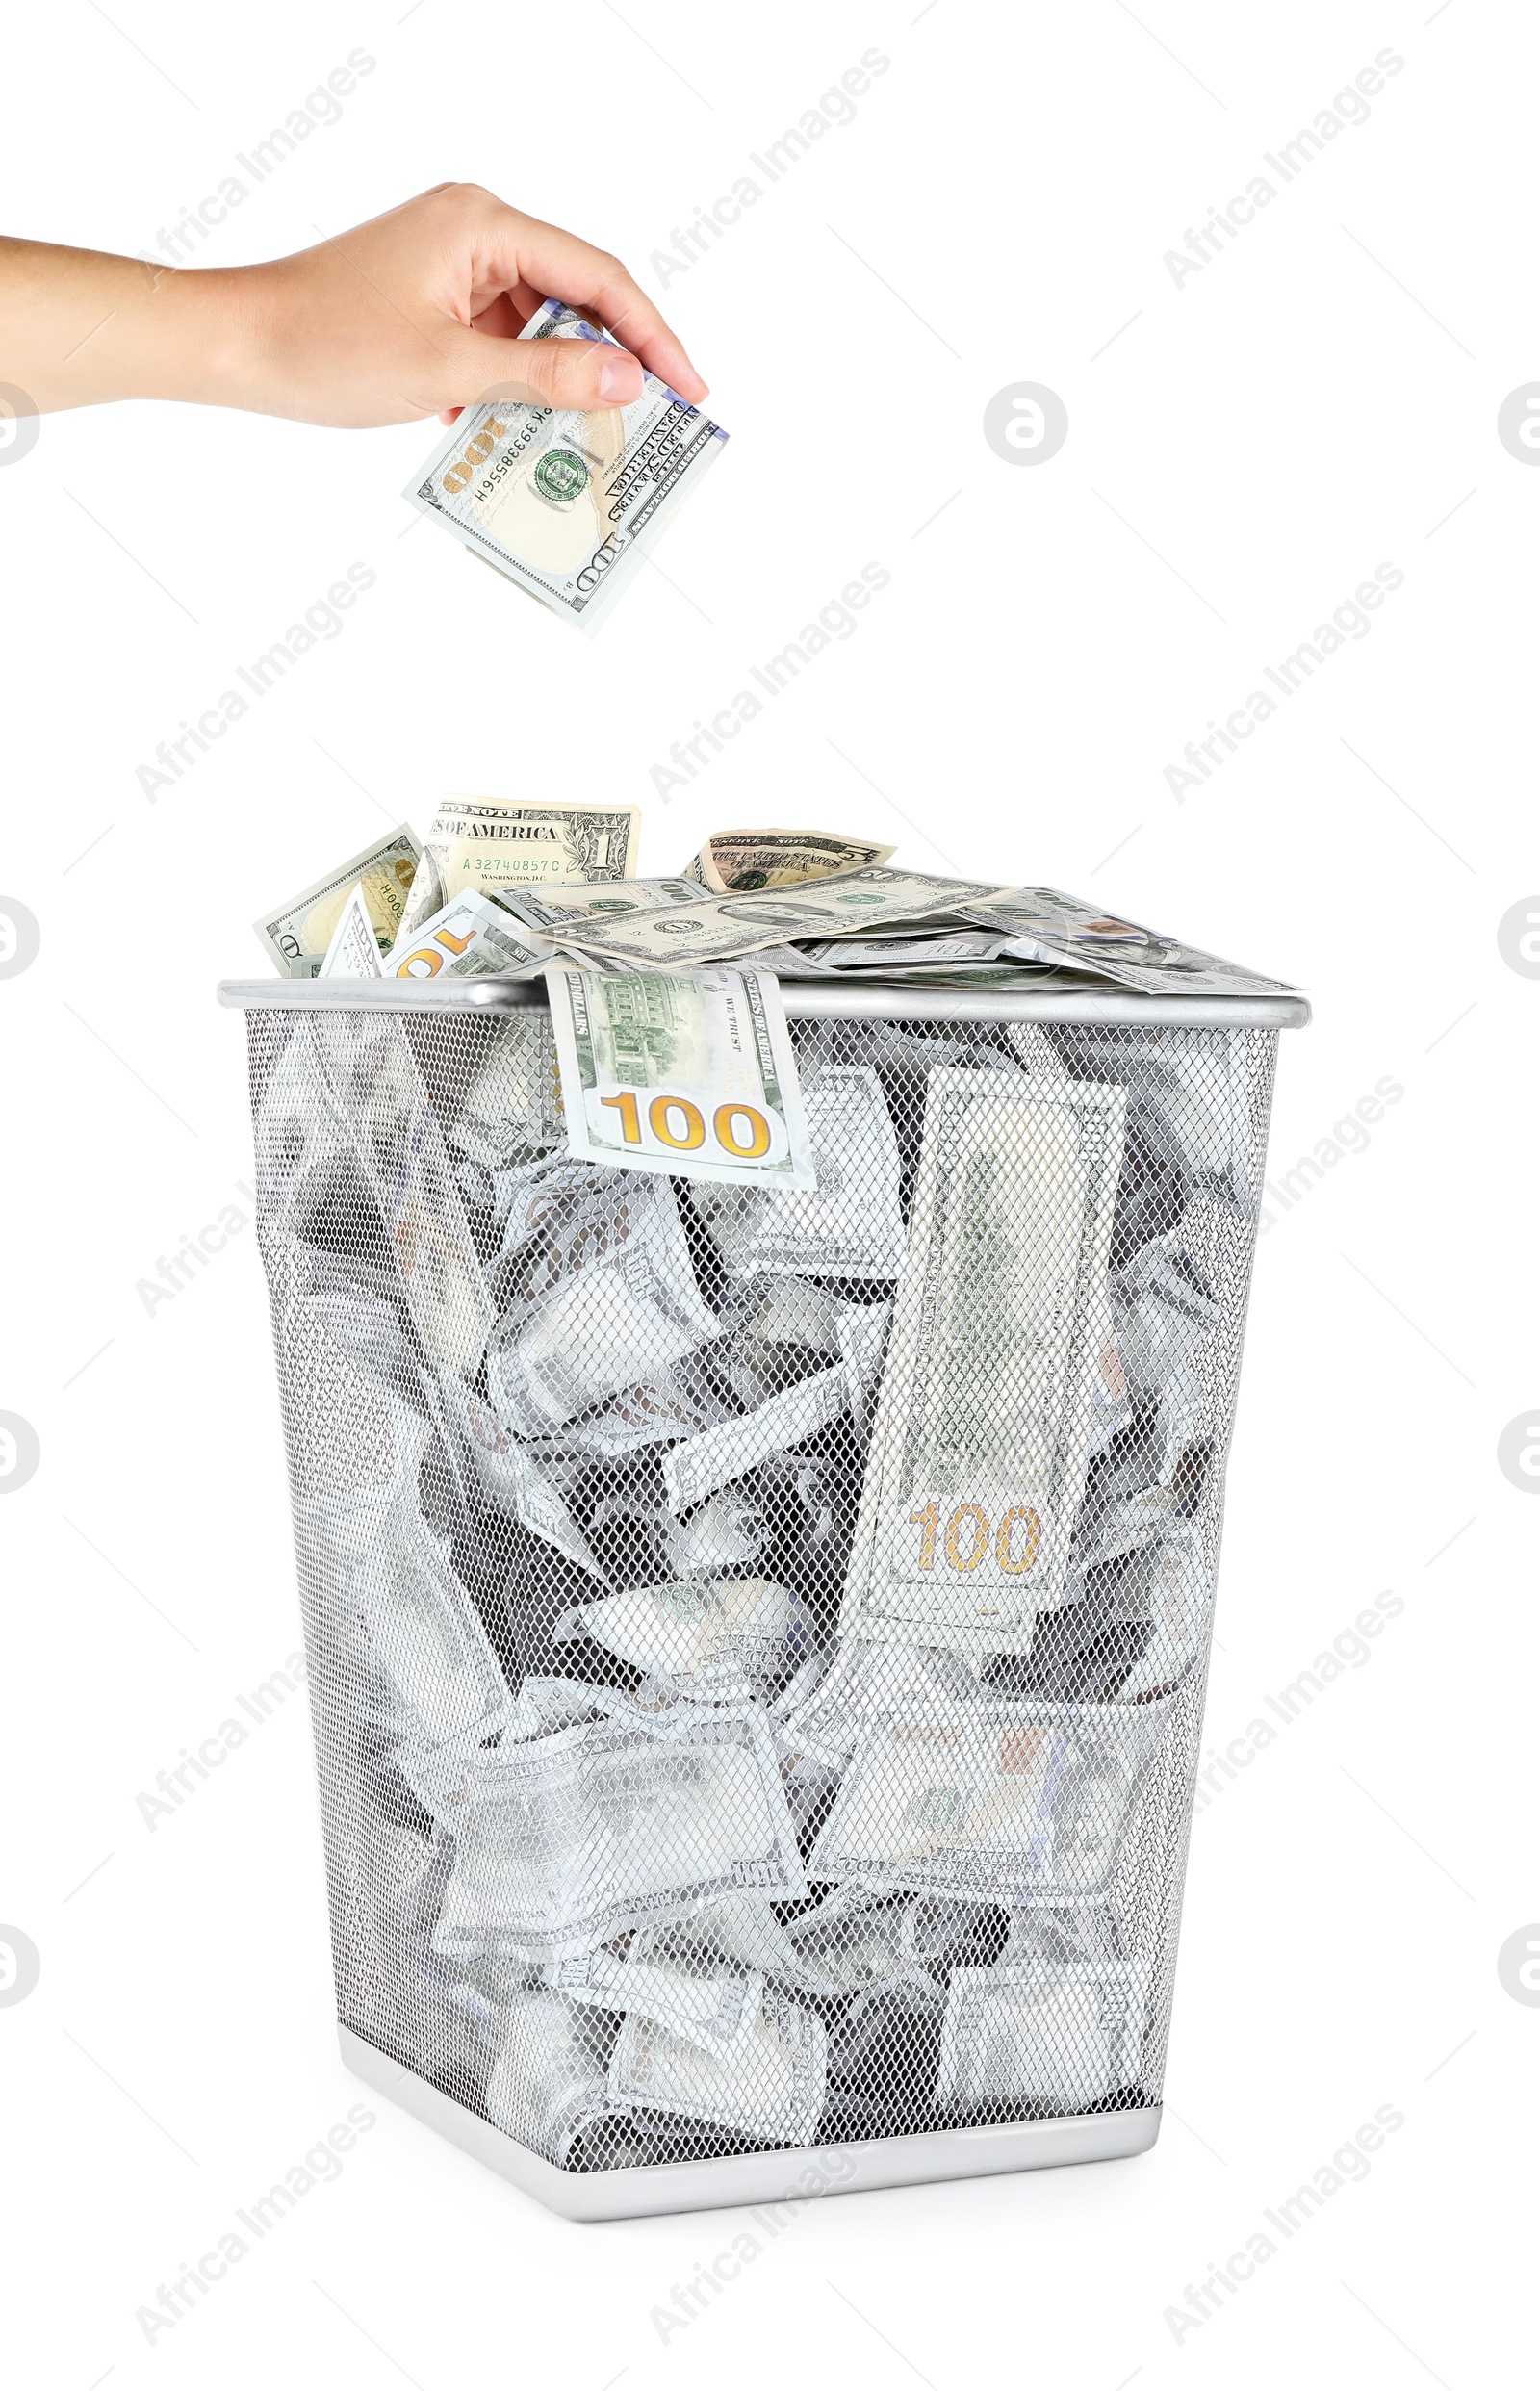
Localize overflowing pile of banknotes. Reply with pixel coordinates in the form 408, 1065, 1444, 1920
249, 800, 1290, 2166
254, 800, 1293, 999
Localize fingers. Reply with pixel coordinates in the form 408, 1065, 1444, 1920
441, 322, 645, 414
449, 190, 708, 402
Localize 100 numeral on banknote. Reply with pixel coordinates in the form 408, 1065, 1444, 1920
546, 964, 815, 1190
404, 301, 728, 630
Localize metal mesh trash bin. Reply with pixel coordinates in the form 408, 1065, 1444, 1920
219, 971, 1307, 2220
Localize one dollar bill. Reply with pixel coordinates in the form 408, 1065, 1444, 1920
397, 794, 638, 940
253, 823, 422, 978
682, 828, 894, 892
404, 299, 729, 630
546, 963, 815, 1190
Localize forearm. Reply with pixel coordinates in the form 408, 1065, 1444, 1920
0, 237, 265, 412
0, 190, 704, 431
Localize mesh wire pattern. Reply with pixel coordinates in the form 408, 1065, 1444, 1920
243, 997, 1278, 2178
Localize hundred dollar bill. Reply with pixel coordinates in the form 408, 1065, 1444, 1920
521, 1358, 732, 1459
490, 1160, 664, 1329
486, 1173, 723, 1434
358, 1497, 512, 1750
840, 1069, 1126, 1658
609, 1981, 827, 2146
716, 1275, 845, 1406
404, 299, 729, 630
868, 962, 1060, 990
934, 1957, 1147, 2110
543, 1945, 761, 2054
1113, 1238, 1218, 1409
485, 1990, 629, 2163
318, 883, 385, 979
1142, 1039, 1252, 1213
567, 866, 1021, 969
660, 1488, 767, 1579
254, 822, 422, 978
727, 941, 843, 978
567, 1576, 804, 1697
1115, 1525, 1210, 1702
313, 1017, 495, 1378
834, 1891, 999, 1993
1043, 1026, 1254, 1215
421, 1697, 807, 1963
495, 876, 701, 937
682, 828, 894, 892
396, 793, 638, 940
807, 1697, 1158, 1901
546, 963, 816, 1191
962, 887, 1300, 998
446, 1016, 564, 1170
803, 932, 1011, 970
776, 1638, 983, 1768
630, 1889, 839, 1995
299, 1266, 417, 1398
782, 1887, 936, 1997
254, 1017, 351, 1227
434, 1382, 610, 1587
841, 1298, 893, 1438
502, 1676, 614, 1741
385, 891, 552, 982
662, 1367, 849, 1515
693, 1065, 906, 1280
1002, 1902, 1125, 1967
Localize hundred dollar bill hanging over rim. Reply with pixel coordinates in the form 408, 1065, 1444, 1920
403, 300, 729, 630
681, 828, 894, 892
568, 866, 1021, 970
254, 823, 422, 979
840, 1067, 1126, 1658
384, 891, 552, 982
546, 963, 816, 1190
396, 794, 638, 941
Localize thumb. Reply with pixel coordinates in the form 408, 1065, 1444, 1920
442, 323, 645, 414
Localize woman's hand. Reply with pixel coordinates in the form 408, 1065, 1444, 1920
0, 184, 706, 428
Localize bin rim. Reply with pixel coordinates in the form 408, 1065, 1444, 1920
218, 976, 1310, 1030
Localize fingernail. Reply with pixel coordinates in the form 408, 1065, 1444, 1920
598, 350, 644, 403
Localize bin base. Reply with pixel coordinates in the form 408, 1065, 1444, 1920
338, 2022, 1162, 2221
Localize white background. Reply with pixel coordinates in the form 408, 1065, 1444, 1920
1, 2, 1533, 2383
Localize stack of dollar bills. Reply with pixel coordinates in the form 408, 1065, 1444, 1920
402, 300, 729, 631
251, 800, 1295, 2162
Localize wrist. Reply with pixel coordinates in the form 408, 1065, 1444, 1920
136, 262, 279, 411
